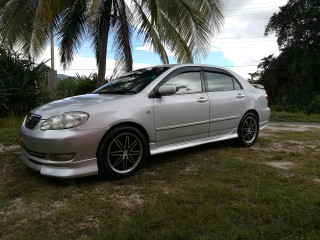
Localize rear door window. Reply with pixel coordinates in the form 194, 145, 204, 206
205, 72, 242, 92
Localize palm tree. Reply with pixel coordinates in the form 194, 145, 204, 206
0, 0, 224, 87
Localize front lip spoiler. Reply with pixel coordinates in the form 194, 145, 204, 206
21, 150, 99, 179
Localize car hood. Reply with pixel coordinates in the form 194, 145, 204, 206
32, 94, 128, 119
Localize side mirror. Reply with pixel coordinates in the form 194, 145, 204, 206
158, 84, 177, 96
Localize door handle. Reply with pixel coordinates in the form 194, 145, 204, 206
197, 97, 208, 103
237, 94, 245, 98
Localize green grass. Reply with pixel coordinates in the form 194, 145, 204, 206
0, 117, 24, 146
1, 119, 320, 239
270, 110, 320, 123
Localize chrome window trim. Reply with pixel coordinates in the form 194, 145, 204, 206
210, 115, 240, 123
156, 120, 210, 131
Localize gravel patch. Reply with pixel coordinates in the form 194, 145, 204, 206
268, 124, 320, 132
265, 161, 296, 170
0, 144, 20, 153
313, 179, 320, 183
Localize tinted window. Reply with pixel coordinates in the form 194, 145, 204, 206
94, 66, 170, 94
233, 78, 242, 90
165, 71, 202, 95
205, 72, 235, 92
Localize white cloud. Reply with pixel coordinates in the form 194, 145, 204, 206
37, 46, 99, 76
208, 0, 288, 78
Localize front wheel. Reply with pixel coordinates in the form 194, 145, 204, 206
97, 126, 148, 179
237, 112, 259, 147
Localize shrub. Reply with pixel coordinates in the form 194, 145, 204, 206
0, 47, 49, 118
57, 73, 98, 99
308, 95, 320, 114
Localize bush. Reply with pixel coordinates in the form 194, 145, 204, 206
308, 95, 320, 114
0, 47, 49, 118
57, 73, 97, 99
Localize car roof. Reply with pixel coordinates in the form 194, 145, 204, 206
158, 63, 233, 72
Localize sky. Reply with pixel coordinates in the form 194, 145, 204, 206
38, 0, 289, 80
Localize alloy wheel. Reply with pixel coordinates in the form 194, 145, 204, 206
107, 133, 143, 174
242, 116, 258, 144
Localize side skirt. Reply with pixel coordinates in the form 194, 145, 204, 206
149, 129, 238, 155
259, 120, 269, 130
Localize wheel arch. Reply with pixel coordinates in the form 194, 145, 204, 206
244, 109, 259, 123
96, 122, 150, 158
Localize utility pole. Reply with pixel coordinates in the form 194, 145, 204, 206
51, 28, 55, 70
48, 28, 57, 96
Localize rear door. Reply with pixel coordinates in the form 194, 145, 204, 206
153, 67, 209, 147
203, 68, 246, 137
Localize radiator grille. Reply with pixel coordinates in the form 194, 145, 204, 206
25, 113, 42, 129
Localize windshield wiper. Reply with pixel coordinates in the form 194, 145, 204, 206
96, 90, 137, 95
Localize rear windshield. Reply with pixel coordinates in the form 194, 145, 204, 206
93, 66, 170, 95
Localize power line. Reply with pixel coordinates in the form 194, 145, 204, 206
211, 37, 276, 40
216, 39, 278, 43
221, 1, 288, 8
223, 5, 319, 14
224, 12, 276, 17
223, 5, 282, 11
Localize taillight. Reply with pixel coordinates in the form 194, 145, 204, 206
265, 93, 270, 101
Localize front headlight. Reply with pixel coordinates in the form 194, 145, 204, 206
40, 112, 89, 130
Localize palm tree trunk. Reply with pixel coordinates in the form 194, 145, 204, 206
119, 0, 133, 72
97, 2, 112, 87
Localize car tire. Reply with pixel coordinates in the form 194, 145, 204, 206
236, 112, 259, 147
97, 126, 148, 179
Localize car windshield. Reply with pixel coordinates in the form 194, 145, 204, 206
93, 66, 170, 95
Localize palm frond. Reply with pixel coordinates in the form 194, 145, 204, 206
163, 0, 213, 60
202, 0, 224, 31
0, 0, 39, 55
156, 11, 194, 63
58, 0, 89, 69
31, 0, 74, 57
1, 0, 224, 88
133, 0, 223, 63
132, 0, 169, 64
112, 0, 133, 76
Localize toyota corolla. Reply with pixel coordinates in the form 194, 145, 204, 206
17, 64, 270, 179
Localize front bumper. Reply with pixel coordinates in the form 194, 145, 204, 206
18, 124, 107, 178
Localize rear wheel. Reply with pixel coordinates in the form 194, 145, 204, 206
237, 112, 259, 147
97, 126, 148, 179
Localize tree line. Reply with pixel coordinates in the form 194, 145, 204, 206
252, 0, 320, 113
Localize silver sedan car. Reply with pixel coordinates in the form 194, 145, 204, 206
17, 64, 270, 179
